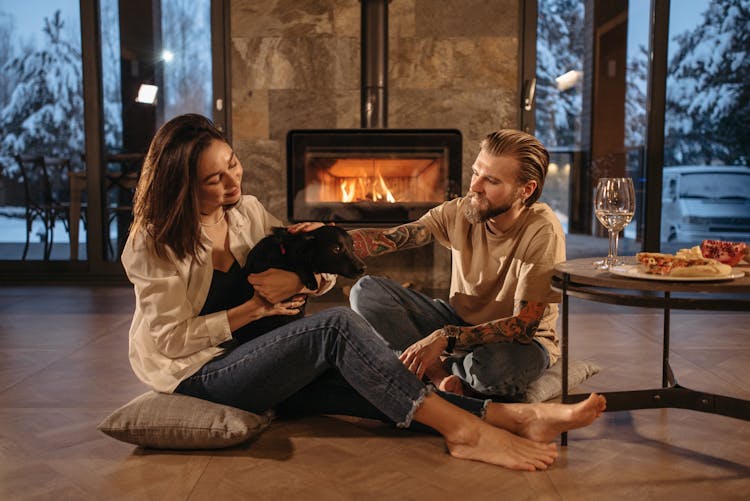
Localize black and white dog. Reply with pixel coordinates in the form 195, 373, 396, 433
234, 225, 365, 343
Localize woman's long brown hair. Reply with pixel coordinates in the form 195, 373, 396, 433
130, 114, 227, 261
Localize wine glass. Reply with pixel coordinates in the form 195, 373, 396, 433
594, 177, 635, 269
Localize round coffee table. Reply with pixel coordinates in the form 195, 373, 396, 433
551, 257, 750, 444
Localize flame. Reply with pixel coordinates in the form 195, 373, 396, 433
338, 170, 396, 203
376, 172, 396, 203
341, 179, 356, 202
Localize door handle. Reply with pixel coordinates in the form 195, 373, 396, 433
522, 78, 536, 111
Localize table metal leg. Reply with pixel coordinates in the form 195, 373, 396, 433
662, 291, 672, 388
561, 272, 570, 446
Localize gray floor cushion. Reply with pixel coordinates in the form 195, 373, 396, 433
98, 391, 273, 449
524, 360, 601, 403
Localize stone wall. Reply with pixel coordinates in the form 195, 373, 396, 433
230, 0, 520, 289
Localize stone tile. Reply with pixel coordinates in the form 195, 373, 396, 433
335, 90, 361, 129
232, 37, 341, 90
333, 0, 360, 37
268, 89, 339, 140
233, 138, 286, 220
389, 88, 516, 138
390, 0, 417, 37
231, 0, 336, 38
333, 37, 360, 90
231, 89, 270, 141
390, 37, 518, 90
414, 0, 518, 38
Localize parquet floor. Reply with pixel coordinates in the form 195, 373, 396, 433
1, 285, 749, 500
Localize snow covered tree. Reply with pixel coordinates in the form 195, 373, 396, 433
535, 0, 585, 148
0, 11, 84, 174
100, 0, 123, 151
665, 0, 750, 165
625, 45, 648, 149
0, 12, 18, 110
161, 0, 212, 121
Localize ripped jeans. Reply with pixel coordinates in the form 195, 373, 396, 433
176, 307, 488, 427
349, 276, 550, 401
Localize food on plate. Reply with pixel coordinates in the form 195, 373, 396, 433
675, 246, 703, 259
699, 239, 748, 266
635, 251, 732, 277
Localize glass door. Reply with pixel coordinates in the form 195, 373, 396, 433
0, 0, 224, 277
533, 0, 649, 259
98, 0, 214, 261
0, 1, 84, 261
660, 0, 750, 253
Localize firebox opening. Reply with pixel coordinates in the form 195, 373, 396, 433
287, 129, 462, 224
304, 154, 445, 205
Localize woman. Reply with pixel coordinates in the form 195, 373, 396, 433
122, 114, 606, 471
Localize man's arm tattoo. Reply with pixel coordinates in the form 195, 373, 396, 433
350, 223, 433, 258
455, 300, 546, 347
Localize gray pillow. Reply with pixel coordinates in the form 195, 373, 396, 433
524, 360, 601, 403
98, 391, 272, 449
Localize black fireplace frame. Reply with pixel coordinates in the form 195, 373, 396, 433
287, 128, 462, 224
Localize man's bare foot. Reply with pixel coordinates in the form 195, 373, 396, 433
494, 393, 607, 443
446, 421, 558, 471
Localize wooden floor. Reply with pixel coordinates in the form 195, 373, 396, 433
1, 285, 749, 500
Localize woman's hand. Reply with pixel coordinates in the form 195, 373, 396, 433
228, 293, 306, 332
251, 293, 307, 318
248, 268, 306, 303
398, 330, 449, 379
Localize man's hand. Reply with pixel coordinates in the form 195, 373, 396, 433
287, 221, 328, 233
248, 268, 306, 303
398, 329, 449, 379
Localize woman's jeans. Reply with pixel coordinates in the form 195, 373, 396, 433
349, 276, 550, 401
175, 307, 488, 428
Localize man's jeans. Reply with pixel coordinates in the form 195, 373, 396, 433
349, 276, 550, 401
176, 307, 488, 427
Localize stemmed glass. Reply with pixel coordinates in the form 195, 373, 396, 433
594, 177, 635, 269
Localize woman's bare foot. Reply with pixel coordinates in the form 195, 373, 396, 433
446, 421, 558, 471
437, 375, 465, 395
424, 365, 465, 395
493, 393, 607, 443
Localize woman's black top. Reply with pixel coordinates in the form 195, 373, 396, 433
198, 260, 258, 343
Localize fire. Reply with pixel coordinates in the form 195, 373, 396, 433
340, 180, 356, 202
377, 172, 396, 203
339, 171, 396, 203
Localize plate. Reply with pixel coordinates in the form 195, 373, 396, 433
608, 264, 745, 282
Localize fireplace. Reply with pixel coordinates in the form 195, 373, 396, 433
287, 0, 462, 224
287, 129, 462, 223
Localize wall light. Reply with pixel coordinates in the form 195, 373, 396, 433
162, 50, 174, 62
135, 84, 158, 104
555, 70, 583, 91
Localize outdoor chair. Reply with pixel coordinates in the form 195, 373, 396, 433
14, 154, 83, 260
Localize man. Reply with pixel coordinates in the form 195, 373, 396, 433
349, 129, 565, 400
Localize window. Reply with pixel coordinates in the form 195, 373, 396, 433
0, 0, 227, 278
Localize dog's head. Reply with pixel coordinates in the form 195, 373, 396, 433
301, 225, 366, 278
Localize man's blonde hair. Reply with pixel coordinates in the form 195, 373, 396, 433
480, 130, 549, 206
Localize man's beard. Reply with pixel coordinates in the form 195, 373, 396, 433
463, 191, 515, 223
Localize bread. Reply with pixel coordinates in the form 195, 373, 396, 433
635, 251, 732, 277
668, 261, 732, 277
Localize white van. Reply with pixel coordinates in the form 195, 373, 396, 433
661, 165, 750, 243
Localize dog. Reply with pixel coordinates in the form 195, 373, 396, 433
233, 225, 366, 343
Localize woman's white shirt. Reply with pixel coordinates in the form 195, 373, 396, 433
121, 195, 335, 392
